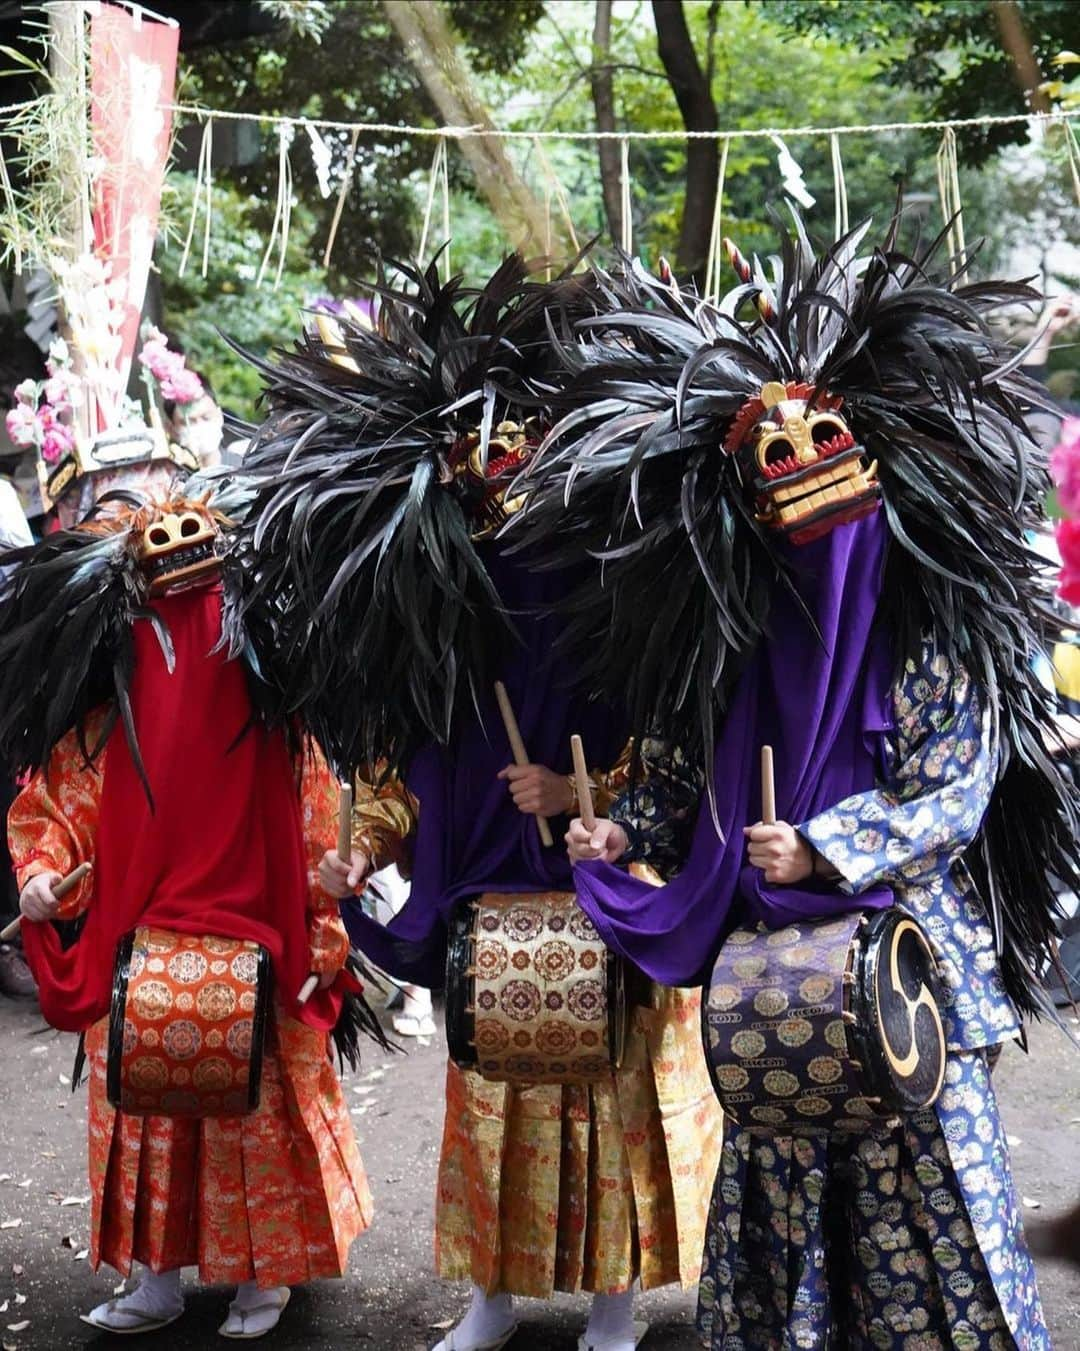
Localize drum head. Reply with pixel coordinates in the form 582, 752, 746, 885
850, 909, 946, 1114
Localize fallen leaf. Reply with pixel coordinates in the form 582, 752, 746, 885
1006, 1135, 1022, 1148
58, 1073, 70, 1085
74, 1249, 88, 1261
5, 1324, 28, 1334
29, 1045, 47, 1056
351, 1084, 376, 1096
0, 1177, 9, 1186
365, 1069, 385, 1082
0, 1221, 20, 1231
38, 1152, 55, 1161
12, 1298, 24, 1308
59, 1195, 90, 1207
429, 1320, 455, 1331
113, 1283, 125, 1296
0, 1304, 7, 1316
10, 1266, 22, 1277
4, 1339, 16, 1350
59, 1235, 73, 1249
1023, 1196, 1042, 1210
15, 1181, 30, 1191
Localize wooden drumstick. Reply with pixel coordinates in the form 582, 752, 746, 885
297, 973, 320, 1005
761, 745, 776, 826
0, 862, 93, 942
337, 781, 353, 862
570, 734, 596, 832
494, 680, 554, 847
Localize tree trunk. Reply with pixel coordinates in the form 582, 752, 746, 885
590, 0, 623, 245
652, 0, 717, 281
989, 1, 1051, 114
382, 0, 572, 258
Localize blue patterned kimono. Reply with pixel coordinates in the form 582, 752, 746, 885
696, 640, 1049, 1350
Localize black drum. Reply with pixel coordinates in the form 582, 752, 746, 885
446, 891, 628, 1085
701, 907, 946, 1134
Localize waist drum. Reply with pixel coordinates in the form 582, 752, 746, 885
107, 926, 272, 1118
701, 908, 946, 1134
445, 891, 628, 1085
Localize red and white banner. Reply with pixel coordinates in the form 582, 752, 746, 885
89, 3, 179, 404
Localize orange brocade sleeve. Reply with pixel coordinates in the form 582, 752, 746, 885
299, 743, 350, 976
8, 716, 107, 921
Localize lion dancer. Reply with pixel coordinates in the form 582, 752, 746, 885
508, 228, 1072, 1347
1, 495, 374, 1338
230, 259, 723, 1351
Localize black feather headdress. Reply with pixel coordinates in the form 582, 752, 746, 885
228, 254, 599, 780
508, 213, 1078, 1021
0, 488, 284, 792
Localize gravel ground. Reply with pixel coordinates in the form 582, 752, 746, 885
0, 997, 1077, 1350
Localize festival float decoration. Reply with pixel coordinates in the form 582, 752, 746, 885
0, 3, 183, 525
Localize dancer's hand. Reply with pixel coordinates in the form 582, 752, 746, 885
566, 817, 628, 865
744, 821, 813, 884
19, 872, 64, 923
498, 763, 574, 816
318, 848, 370, 897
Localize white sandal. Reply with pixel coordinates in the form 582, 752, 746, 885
577, 1319, 650, 1350
219, 1286, 291, 1340
432, 1322, 518, 1350
393, 1011, 437, 1037
80, 1299, 184, 1335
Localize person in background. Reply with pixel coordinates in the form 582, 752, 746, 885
0, 473, 35, 998
165, 373, 225, 471
362, 865, 435, 1037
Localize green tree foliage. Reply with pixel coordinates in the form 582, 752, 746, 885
767, 1, 1078, 162
179, 0, 546, 287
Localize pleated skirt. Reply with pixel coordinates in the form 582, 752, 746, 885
435, 983, 723, 1298
85, 1011, 372, 1287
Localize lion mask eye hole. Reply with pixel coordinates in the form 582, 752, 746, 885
810, 416, 846, 445
179, 515, 202, 538
147, 525, 171, 547
762, 437, 794, 467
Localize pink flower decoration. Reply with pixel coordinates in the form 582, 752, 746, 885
1057, 517, 1080, 605
43, 374, 73, 413
161, 366, 204, 405
40, 424, 74, 465
13, 378, 38, 406
1050, 417, 1080, 518
5, 404, 37, 447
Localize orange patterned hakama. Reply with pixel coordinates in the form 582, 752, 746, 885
84, 1014, 372, 1285
436, 984, 722, 1298
9, 720, 373, 1288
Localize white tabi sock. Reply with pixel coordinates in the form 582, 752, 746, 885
432, 1285, 515, 1351
86, 1266, 184, 1329
583, 1288, 636, 1349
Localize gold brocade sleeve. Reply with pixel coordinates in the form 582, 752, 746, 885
566, 738, 634, 819
350, 765, 418, 879
299, 742, 351, 976
8, 712, 108, 921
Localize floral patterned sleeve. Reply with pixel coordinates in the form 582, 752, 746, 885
8, 715, 107, 921
299, 743, 351, 975
351, 765, 418, 879
799, 644, 997, 894
607, 737, 704, 878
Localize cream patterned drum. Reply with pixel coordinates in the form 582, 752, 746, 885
702, 908, 946, 1134
107, 927, 272, 1118
445, 891, 628, 1085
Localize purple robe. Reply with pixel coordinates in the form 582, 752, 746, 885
342, 550, 624, 988
576, 512, 895, 987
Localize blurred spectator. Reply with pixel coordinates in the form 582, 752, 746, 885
165, 370, 226, 471
1024, 294, 1080, 450
363, 866, 435, 1038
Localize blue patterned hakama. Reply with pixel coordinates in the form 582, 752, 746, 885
697, 643, 1049, 1350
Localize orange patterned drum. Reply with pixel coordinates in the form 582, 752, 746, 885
106, 927, 272, 1118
